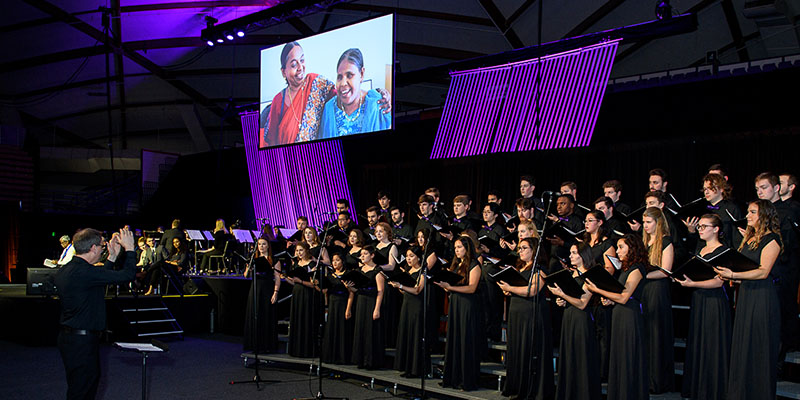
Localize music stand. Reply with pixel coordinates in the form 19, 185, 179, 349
186, 230, 205, 274
114, 340, 169, 400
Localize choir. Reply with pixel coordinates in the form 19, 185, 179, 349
241, 168, 799, 399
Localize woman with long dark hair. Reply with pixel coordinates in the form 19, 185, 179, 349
586, 234, 648, 400
437, 237, 484, 391
390, 247, 429, 377
497, 236, 555, 399
320, 252, 354, 364
715, 199, 782, 399
286, 242, 319, 357
243, 237, 282, 353
549, 243, 601, 400
582, 210, 616, 382
641, 207, 675, 393
375, 222, 401, 347
348, 245, 386, 369
675, 214, 731, 399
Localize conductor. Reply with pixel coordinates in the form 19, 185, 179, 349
54, 227, 136, 400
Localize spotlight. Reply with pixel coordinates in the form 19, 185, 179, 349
225, 32, 234, 41
216, 37, 224, 43
655, 0, 672, 20
236, 29, 245, 38
207, 40, 214, 47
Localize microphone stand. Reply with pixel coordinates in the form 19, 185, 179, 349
230, 247, 278, 388
297, 219, 347, 400
418, 234, 434, 398
524, 191, 556, 397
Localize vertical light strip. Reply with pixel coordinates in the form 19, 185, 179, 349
431, 40, 619, 158
241, 111, 354, 229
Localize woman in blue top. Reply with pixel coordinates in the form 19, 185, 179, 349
320, 48, 391, 138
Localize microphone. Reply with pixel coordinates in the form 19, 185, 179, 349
541, 191, 562, 198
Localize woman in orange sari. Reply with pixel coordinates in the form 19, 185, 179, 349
265, 42, 391, 146
266, 42, 334, 146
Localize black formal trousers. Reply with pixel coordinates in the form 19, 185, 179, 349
58, 330, 101, 400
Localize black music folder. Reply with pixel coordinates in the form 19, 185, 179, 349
621, 205, 646, 224
381, 270, 418, 287
543, 221, 585, 242
675, 198, 712, 219
340, 270, 374, 289
429, 269, 465, 286
671, 255, 718, 282
504, 215, 520, 228
316, 270, 343, 290
543, 268, 586, 298
704, 247, 760, 272
726, 209, 748, 229
489, 266, 529, 287
581, 265, 625, 293
286, 267, 312, 282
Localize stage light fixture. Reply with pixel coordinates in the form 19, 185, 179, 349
226, 32, 235, 41
207, 40, 214, 47
216, 37, 224, 43
236, 29, 245, 38
655, 1, 672, 20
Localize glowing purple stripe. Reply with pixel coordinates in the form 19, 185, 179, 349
431, 40, 619, 158
240, 111, 354, 229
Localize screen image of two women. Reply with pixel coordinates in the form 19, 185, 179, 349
263, 42, 391, 147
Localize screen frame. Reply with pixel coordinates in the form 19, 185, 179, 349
257, 13, 395, 151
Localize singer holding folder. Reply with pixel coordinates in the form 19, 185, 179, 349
319, 253, 354, 364
549, 243, 601, 400
347, 245, 386, 369
585, 234, 648, 400
436, 237, 483, 391
714, 200, 782, 400
242, 238, 282, 354
389, 247, 429, 377
641, 207, 675, 394
496, 237, 555, 399
285, 242, 319, 358
673, 214, 731, 400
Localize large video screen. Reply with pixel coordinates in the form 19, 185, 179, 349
259, 14, 394, 149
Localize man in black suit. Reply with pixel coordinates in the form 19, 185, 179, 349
160, 219, 183, 254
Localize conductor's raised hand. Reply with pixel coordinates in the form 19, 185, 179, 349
118, 228, 135, 251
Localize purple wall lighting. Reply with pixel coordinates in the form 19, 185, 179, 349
241, 111, 355, 230
430, 40, 620, 159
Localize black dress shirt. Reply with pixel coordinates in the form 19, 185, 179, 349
55, 251, 136, 331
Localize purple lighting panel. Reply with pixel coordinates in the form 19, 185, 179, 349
430, 40, 619, 159
241, 111, 355, 230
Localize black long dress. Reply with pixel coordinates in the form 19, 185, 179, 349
376, 243, 400, 348
727, 233, 781, 399
556, 275, 601, 400
345, 248, 361, 270
642, 236, 675, 393
607, 263, 648, 400
288, 261, 319, 358
351, 266, 385, 369
681, 245, 731, 400
502, 269, 555, 399
589, 237, 614, 382
442, 261, 485, 391
393, 269, 428, 376
321, 270, 353, 364
243, 257, 279, 353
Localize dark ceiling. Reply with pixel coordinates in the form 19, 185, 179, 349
1, 0, 797, 156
